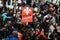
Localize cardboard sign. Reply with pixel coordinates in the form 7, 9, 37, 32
22, 7, 33, 22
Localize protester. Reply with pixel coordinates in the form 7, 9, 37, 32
0, 0, 60, 40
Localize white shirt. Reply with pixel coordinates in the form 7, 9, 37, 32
18, 0, 22, 3
48, 25, 55, 39
44, 15, 49, 19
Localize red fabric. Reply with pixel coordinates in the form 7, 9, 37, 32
40, 31, 44, 35
35, 29, 40, 35
35, 29, 47, 39
42, 35, 47, 39
40, 31, 47, 39
18, 33, 23, 40
35, 31, 39, 35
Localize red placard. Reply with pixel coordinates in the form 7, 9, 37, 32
22, 7, 33, 22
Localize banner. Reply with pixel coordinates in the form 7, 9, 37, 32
22, 7, 33, 22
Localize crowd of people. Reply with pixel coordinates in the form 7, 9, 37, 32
0, 0, 60, 40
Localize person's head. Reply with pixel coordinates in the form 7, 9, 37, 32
49, 3, 53, 7
46, 1, 49, 5
12, 31, 18, 36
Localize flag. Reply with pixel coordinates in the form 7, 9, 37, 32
22, 7, 33, 22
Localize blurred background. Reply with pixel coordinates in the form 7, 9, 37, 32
0, 0, 60, 40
